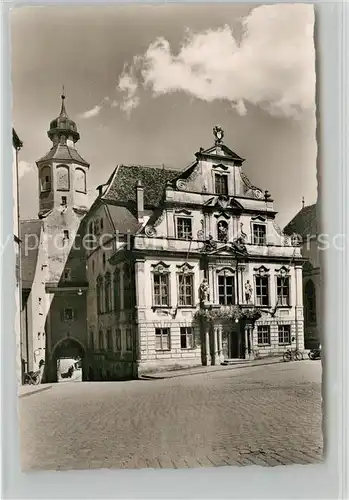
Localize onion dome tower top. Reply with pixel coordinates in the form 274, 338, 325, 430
47, 88, 80, 145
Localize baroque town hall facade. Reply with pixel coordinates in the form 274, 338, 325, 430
21, 96, 305, 382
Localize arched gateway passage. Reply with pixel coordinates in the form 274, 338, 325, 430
46, 337, 86, 383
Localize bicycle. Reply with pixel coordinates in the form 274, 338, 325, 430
282, 348, 303, 362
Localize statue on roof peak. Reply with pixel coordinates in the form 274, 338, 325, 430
213, 125, 224, 145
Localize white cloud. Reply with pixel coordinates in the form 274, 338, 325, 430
116, 65, 140, 116
18, 160, 34, 179
78, 97, 110, 119
117, 4, 315, 118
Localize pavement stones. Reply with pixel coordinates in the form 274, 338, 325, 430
19, 360, 323, 471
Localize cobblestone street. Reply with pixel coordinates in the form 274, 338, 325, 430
20, 360, 323, 471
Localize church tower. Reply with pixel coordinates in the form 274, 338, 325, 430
29, 92, 90, 381
36, 91, 89, 217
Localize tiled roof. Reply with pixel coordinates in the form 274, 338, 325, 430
104, 204, 143, 234
37, 144, 89, 166
20, 219, 42, 288
103, 165, 178, 207
283, 204, 318, 236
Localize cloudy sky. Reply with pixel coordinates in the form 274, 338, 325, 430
11, 3, 317, 228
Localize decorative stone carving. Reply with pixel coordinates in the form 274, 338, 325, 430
245, 280, 253, 304
145, 225, 156, 237
213, 125, 224, 145
240, 171, 263, 199
201, 235, 217, 253
176, 179, 187, 190
199, 278, 209, 302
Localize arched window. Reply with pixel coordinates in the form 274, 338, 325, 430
98, 330, 104, 351
75, 168, 86, 193
96, 275, 103, 315
304, 279, 317, 325
56, 164, 70, 191
105, 272, 111, 313
114, 268, 121, 313
217, 220, 229, 243
40, 166, 51, 192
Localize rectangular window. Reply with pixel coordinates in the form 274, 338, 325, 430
107, 329, 113, 351
177, 218, 192, 240
180, 327, 194, 349
253, 224, 266, 245
255, 276, 269, 306
126, 328, 133, 351
153, 273, 169, 306
114, 270, 120, 313
90, 331, 95, 351
215, 174, 228, 195
89, 221, 93, 234
105, 278, 111, 313
155, 328, 170, 351
116, 328, 122, 351
94, 219, 100, 235
178, 274, 194, 306
99, 330, 104, 350
63, 268, 71, 281
277, 276, 290, 306
61, 196, 67, 206
63, 230, 69, 240
218, 275, 235, 305
63, 308, 74, 321
278, 325, 291, 345
96, 278, 102, 315
257, 325, 270, 345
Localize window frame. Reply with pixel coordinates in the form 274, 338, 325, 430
106, 329, 113, 351
115, 328, 122, 351
214, 173, 229, 195
152, 262, 171, 308
216, 268, 236, 306
56, 164, 70, 192
62, 268, 71, 281
126, 327, 133, 351
278, 325, 291, 345
176, 217, 193, 240
257, 325, 271, 346
177, 264, 194, 307
40, 166, 52, 193
63, 307, 74, 321
155, 327, 171, 351
252, 223, 267, 245
104, 272, 111, 313
75, 167, 87, 194
276, 275, 290, 306
98, 330, 104, 351
254, 267, 270, 307
180, 326, 195, 349
96, 275, 103, 315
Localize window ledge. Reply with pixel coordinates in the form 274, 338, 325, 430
152, 306, 171, 310
257, 344, 271, 347
155, 349, 171, 353
278, 343, 291, 346
177, 306, 195, 309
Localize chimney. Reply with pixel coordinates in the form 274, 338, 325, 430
136, 180, 144, 222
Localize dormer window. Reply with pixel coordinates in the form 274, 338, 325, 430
215, 173, 228, 195
177, 218, 192, 240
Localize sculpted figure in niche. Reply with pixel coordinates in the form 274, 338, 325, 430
217, 221, 228, 243
245, 280, 253, 304
199, 278, 210, 303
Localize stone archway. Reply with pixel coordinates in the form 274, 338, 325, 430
46, 337, 86, 383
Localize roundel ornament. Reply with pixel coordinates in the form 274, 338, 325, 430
254, 189, 263, 200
